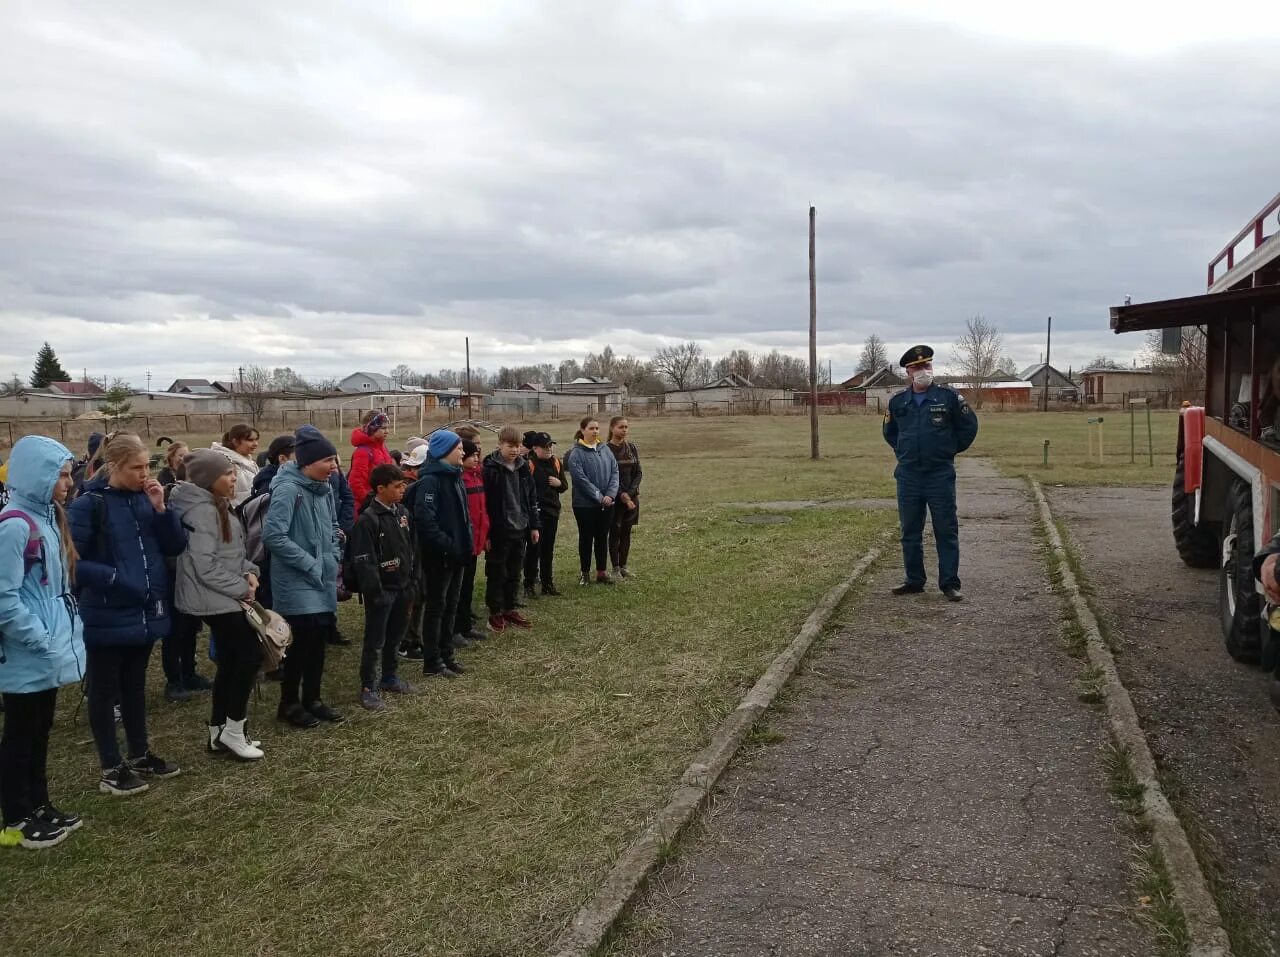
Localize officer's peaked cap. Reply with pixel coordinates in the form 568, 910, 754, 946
899, 345, 934, 368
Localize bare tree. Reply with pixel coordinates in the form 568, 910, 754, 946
1144, 326, 1206, 402
390, 364, 418, 388
651, 341, 705, 390
858, 334, 889, 374
953, 316, 1003, 409
238, 365, 272, 418
1089, 355, 1124, 370
996, 356, 1019, 376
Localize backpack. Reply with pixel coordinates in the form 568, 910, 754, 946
0, 511, 48, 664
237, 492, 273, 568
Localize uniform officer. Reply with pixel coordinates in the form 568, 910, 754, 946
882, 345, 979, 602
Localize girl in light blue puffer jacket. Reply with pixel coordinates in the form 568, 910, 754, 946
0, 435, 86, 850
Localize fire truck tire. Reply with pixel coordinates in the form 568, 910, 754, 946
1220, 479, 1262, 664
1172, 453, 1217, 568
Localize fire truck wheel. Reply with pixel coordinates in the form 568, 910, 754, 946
1220, 479, 1262, 665
1172, 454, 1217, 568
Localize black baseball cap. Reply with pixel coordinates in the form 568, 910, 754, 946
530, 432, 555, 448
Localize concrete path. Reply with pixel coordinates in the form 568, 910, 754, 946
625, 461, 1154, 956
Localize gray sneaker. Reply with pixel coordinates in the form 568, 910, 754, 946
359, 688, 387, 712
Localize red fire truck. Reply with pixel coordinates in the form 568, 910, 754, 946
1110, 193, 1280, 671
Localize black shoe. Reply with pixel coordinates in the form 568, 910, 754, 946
99, 764, 149, 797
163, 681, 192, 703
452, 632, 472, 648
465, 627, 487, 642
942, 587, 964, 603
542, 583, 562, 597
184, 673, 214, 692
891, 582, 925, 596
424, 662, 459, 679
2, 817, 68, 849
307, 701, 346, 723
400, 644, 425, 660
327, 630, 353, 647
579, 573, 590, 586
128, 751, 182, 779
277, 703, 320, 728
443, 660, 466, 676
523, 584, 539, 600
34, 803, 82, 833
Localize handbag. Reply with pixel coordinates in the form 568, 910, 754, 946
240, 599, 293, 671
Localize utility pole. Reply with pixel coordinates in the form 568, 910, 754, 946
1041, 316, 1052, 412
808, 206, 819, 460
145, 370, 151, 392
238, 365, 245, 393
465, 337, 472, 419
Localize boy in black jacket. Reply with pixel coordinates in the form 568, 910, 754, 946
523, 432, 566, 597
351, 464, 416, 710
483, 426, 541, 632
414, 431, 473, 677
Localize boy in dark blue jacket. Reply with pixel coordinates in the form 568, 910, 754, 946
413, 431, 473, 677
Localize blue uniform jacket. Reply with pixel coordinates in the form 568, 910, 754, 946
413, 459, 473, 561
0, 436, 85, 693
68, 473, 188, 647
882, 385, 979, 471
262, 462, 341, 616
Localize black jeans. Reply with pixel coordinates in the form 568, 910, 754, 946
401, 571, 424, 651
453, 556, 479, 635
609, 504, 637, 568
361, 589, 409, 687
485, 531, 526, 613
421, 555, 464, 667
524, 513, 559, 587
86, 643, 152, 769
574, 506, 611, 575
0, 689, 57, 824
201, 611, 262, 725
162, 610, 202, 684
280, 613, 334, 709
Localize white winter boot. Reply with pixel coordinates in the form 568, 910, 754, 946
207, 724, 225, 753
220, 718, 264, 760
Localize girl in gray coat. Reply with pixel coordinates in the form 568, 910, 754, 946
169, 450, 263, 760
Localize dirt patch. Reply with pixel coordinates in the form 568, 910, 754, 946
1050, 485, 1280, 955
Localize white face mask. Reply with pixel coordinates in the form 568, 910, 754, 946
912, 370, 934, 388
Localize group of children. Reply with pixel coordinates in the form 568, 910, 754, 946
0, 412, 641, 850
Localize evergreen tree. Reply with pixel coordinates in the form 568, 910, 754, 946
30, 342, 70, 388
99, 382, 134, 426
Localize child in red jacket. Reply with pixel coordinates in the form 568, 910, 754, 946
454, 439, 490, 644
348, 411, 393, 516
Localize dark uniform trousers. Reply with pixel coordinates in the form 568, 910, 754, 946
882, 385, 978, 592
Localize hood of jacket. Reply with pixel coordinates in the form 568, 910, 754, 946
425, 458, 463, 478
4, 435, 74, 513
483, 449, 526, 473
167, 480, 218, 515
212, 442, 259, 473
350, 429, 385, 451
271, 460, 333, 497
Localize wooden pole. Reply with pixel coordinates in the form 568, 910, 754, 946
1042, 316, 1052, 412
808, 206, 819, 460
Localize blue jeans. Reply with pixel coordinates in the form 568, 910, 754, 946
895, 464, 960, 590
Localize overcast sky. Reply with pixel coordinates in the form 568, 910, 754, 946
3, 0, 1280, 386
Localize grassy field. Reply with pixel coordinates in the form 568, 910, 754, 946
0, 410, 1175, 956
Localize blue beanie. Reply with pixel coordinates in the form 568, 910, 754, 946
428, 430, 461, 461
294, 425, 338, 468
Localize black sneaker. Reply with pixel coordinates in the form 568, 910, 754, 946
129, 752, 182, 779
579, 573, 590, 586
184, 673, 214, 692
891, 582, 925, 596
1, 817, 68, 850
399, 643, 425, 660
523, 584, 539, 600
307, 700, 346, 723
277, 703, 320, 728
424, 662, 459, 679
464, 627, 487, 642
163, 681, 192, 703
542, 583, 562, 596
33, 803, 82, 833
452, 632, 472, 648
99, 764, 150, 797
443, 660, 466, 676
327, 630, 353, 647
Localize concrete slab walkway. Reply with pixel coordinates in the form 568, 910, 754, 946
624, 461, 1155, 956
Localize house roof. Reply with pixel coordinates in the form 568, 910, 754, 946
341, 371, 394, 390
855, 367, 907, 390
48, 380, 105, 395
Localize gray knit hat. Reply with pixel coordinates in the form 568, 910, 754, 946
405, 436, 427, 453
185, 449, 234, 491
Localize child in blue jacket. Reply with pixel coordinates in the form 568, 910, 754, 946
0, 436, 87, 849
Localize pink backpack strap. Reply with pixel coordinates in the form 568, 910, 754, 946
0, 511, 47, 585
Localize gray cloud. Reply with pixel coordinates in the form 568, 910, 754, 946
2, 1, 1279, 384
